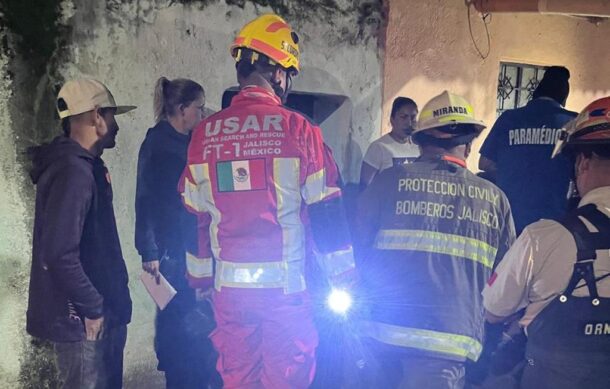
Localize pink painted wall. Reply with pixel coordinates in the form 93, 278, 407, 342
382, 0, 610, 168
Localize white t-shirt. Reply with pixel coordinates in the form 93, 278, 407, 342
362, 133, 420, 172
483, 186, 610, 330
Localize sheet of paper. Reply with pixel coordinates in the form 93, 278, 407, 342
139, 271, 177, 310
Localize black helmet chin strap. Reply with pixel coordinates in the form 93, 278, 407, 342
566, 179, 581, 211
413, 132, 477, 148
413, 124, 480, 148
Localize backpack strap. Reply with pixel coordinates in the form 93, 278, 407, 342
558, 204, 610, 305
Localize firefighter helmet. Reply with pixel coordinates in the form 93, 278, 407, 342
414, 91, 486, 135
553, 96, 610, 158
231, 14, 300, 74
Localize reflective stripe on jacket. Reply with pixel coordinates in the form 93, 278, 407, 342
356, 157, 515, 361
180, 86, 354, 292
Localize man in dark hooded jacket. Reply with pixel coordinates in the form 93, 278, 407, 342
27, 79, 135, 388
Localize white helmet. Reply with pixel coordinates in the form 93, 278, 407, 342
414, 91, 485, 134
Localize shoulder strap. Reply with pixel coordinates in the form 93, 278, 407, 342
559, 204, 610, 303
559, 204, 610, 261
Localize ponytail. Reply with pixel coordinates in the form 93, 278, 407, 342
154, 77, 171, 123
153, 76, 204, 123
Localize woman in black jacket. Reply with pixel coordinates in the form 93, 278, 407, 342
135, 77, 220, 388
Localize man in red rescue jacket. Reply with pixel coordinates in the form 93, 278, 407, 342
180, 14, 356, 389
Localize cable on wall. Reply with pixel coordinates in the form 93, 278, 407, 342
466, 0, 492, 59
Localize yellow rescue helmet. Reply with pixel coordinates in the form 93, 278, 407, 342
414, 91, 486, 135
231, 14, 300, 74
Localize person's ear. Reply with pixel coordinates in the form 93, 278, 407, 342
93, 106, 109, 135
576, 154, 590, 175
93, 106, 104, 127
271, 66, 285, 84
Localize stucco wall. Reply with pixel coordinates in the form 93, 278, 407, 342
0, 41, 34, 387
383, 0, 610, 169
0, 0, 382, 386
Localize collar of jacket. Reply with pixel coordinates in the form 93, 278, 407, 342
528, 96, 563, 109
417, 154, 467, 169
232, 86, 282, 107
579, 186, 610, 210
156, 119, 191, 141
442, 155, 467, 168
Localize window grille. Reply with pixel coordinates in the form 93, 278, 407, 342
497, 62, 546, 117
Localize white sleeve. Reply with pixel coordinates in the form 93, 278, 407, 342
362, 141, 384, 170
482, 229, 535, 317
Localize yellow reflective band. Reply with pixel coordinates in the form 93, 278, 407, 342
186, 252, 213, 278
274, 157, 303, 263
317, 247, 356, 277
189, 163, 207, 185
418, 109, 434, 121
214, 258, 306, 292
189, 163, 222, 259
181, 179, 204, 213
302, 168, 340, 205
273, 158, 307, 293
374, 229, 496, 269
361, 321, 483, 362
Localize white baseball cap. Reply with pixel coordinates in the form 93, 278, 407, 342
57, 78, 136, 119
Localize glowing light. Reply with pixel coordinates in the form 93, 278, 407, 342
327, 289, 353, 315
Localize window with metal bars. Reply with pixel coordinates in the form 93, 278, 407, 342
496, 62, 547, 117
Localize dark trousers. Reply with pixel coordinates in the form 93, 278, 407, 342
156, 258, 221, 389
357, 343, 466, 389
521, 356, 610, 389
375, 354, 465, 389
54, 325, 127, 389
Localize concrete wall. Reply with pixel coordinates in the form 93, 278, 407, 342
0, 0, 382, 386
4, 0, 610, 386
0, 40, 34, 387
383, 0, 610, 169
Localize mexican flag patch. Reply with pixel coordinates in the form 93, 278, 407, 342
217, 159, 267, 192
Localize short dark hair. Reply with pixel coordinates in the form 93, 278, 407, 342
236, 60, 258, 80
576, 145, 610, 160
391, 97, 417, 118
532, 66, 570, 104
57, 97, 70, 136
235, 53, 276, 81
61, 118, 70, 136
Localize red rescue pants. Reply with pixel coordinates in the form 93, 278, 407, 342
210, 289, 318, 389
